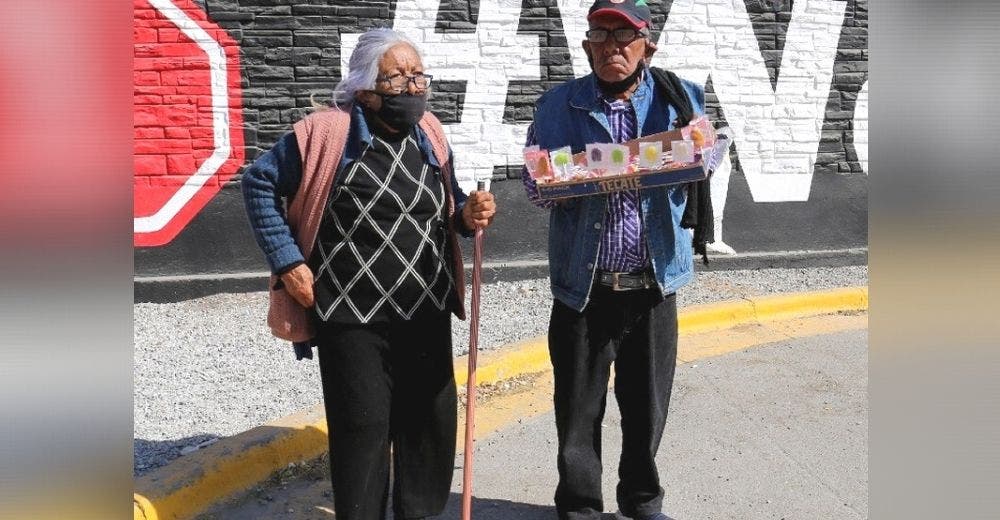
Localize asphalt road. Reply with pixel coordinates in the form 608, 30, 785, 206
200, 325, 868, 519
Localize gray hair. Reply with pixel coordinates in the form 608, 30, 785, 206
330, 28, 422, 106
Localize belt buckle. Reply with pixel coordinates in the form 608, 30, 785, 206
611, 272, 622, 291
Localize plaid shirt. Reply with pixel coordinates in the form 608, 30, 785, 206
521, 88, 649, 273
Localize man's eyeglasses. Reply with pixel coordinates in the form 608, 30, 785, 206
585, 28, 649, 44
376, 73, 434, 93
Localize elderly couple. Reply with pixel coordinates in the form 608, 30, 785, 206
242, 1, 704, 519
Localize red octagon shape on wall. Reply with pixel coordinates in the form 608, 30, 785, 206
133, 0, 244, 247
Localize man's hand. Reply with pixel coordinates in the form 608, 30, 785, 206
462, 190, 497, 230
280, 263, 315, 308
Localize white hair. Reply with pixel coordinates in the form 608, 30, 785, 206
329, 28, 422, 107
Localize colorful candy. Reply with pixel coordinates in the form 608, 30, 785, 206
638, 141, 663, 169
549, 146, 574, 180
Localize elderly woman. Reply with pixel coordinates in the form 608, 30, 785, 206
241, 29, 496, 520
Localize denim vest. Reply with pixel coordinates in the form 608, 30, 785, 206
532, 71, 705, 311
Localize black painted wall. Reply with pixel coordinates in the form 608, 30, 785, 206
136, 0, 868, 281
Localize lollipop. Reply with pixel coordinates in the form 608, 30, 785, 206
638, 141, 663, 169
549, 146, 574, 180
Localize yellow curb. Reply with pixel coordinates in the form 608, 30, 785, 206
679, 286, 868, 334
135, 405, 328, 520
454, 335, 549, 389
134, 494, 156, 520
456, 286, 869, 387
135, 286, 868, 520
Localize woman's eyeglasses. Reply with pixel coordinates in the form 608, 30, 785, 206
376, 73, 434, 93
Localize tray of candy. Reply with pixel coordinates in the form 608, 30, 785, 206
526, 118, 731, 201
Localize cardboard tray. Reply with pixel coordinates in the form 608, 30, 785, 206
536, 161, 707, 200
534, 127, 731, 201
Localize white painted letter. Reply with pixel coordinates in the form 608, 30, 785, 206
650, 0, 846, 202
342, 0, 541, 192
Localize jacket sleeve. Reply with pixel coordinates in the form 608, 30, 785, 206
240, 132, 307, 274
448, 146, 476, 238
520, 123, 555, 209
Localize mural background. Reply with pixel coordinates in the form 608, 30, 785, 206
133, 0, 867, 297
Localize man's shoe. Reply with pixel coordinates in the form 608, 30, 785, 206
641, 514, 675, 520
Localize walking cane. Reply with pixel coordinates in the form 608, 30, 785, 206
461, 179, 487, 520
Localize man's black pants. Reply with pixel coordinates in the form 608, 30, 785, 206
548, 285, 678, 520
315, 310, 457, 520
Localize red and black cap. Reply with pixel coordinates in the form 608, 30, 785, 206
587, 0, 652, 30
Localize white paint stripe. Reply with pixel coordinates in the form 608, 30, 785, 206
134, 0, 233, 234
853, 80, 868, 175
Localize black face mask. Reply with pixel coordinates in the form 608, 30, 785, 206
589, 55, 646, 96
370, 92, 426, 131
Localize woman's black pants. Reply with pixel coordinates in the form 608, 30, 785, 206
548, 287, 678, 520
315, 310, 457, 520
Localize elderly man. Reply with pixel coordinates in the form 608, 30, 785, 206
521, 1, 705, 519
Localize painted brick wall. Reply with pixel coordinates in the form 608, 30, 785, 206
134, 3, 218, 184
133, 0, 245, 246
133, 0, 867, 279
190, 0, 867, 187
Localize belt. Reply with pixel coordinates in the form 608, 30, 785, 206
597, 270, 655, 291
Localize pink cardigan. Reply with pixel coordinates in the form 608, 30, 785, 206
266, 108, 467, 341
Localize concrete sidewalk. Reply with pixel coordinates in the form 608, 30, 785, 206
199, 318, 867, 519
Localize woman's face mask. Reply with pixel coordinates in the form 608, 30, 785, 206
362, 44, 429, 130
371, 92, 427, 130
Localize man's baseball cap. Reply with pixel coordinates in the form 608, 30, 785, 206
587, 0, 652, 30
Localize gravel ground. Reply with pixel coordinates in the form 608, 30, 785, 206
134, 265, 866, 475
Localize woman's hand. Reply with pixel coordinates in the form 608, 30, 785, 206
280, 264, 315, 308
462, 191, 497, 230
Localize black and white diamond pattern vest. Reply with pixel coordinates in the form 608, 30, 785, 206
308, 127, 454, 324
